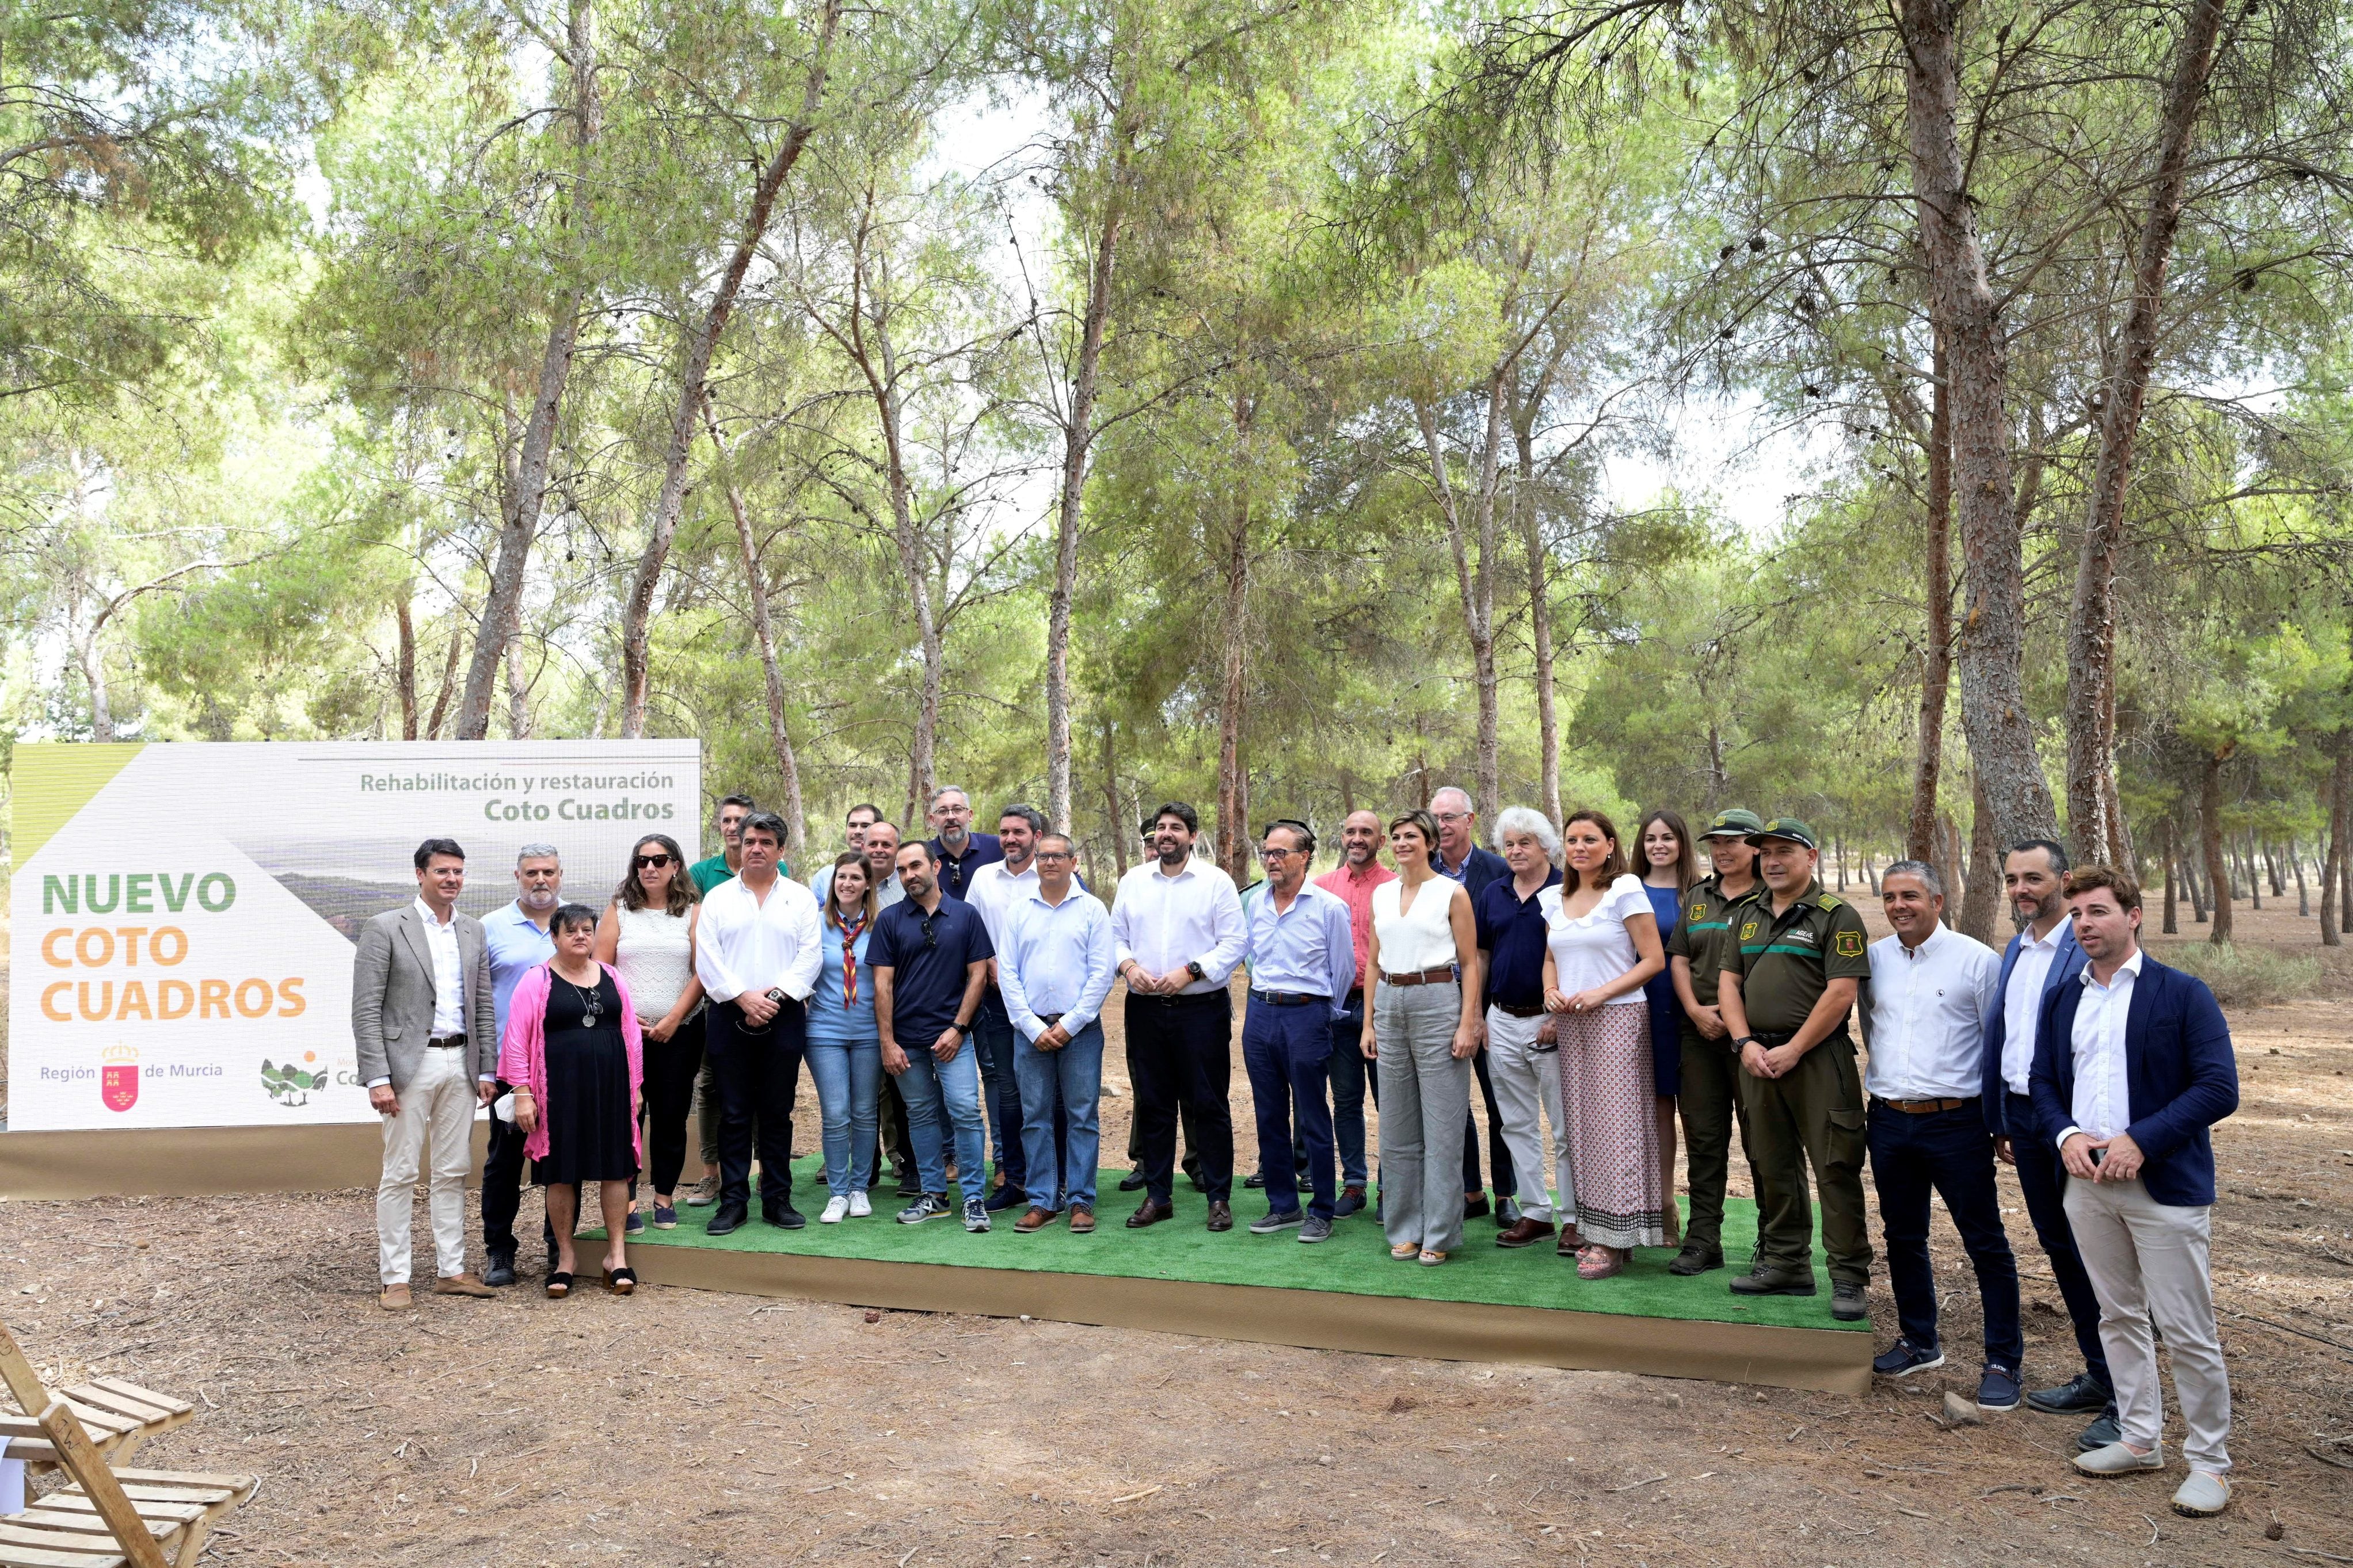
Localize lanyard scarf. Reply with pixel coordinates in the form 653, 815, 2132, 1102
837, 914, 867, 1005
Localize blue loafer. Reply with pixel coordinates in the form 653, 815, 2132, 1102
1976, 1363, 2022, 1411
1872, 1338, 1944, 1378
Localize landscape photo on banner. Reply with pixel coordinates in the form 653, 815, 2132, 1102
7, 741, 703, 1131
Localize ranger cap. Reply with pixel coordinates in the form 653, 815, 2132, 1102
1702, 808, 1765, 839
1749, 817, 1818, 850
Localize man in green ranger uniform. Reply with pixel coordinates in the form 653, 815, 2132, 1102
1663, 808, 1768, 1276
1717, 818, 1874, 1319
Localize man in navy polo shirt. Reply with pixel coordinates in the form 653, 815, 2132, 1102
873, 840, 996, 1232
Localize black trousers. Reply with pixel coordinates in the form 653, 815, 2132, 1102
709, 998, 805, 1214
482, 1088, 554, 1262
2005, 1092, 2115, 1390
639, 1010, 707, 1197
1459, 1046, 1514, 1200
1126, 990, 1235, 1203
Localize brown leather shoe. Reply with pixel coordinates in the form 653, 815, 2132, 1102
1497, 1216, 1556, 1249
1205, 1199, 1233, 1232
1555, 1227, 1586, 1257
1068, 1205, 1096, 1234
435, 1273, 495, 1298
378, 1283, 413, 1311
1014, 1206, 1059, 1233
1126, 1199, 1174, 1229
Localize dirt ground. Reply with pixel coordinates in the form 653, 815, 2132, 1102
2, 901, 2351, 1566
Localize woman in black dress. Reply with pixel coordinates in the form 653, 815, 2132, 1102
499, 903, 646, 1297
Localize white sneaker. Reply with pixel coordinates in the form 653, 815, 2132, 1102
820, 1196, 850, 1224
848, 1191, 872, 1218
2171, 1470, 2230, 1518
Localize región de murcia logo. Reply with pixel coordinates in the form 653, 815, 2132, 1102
101, 1043, 139, 1113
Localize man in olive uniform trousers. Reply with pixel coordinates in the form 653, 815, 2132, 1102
1662, 808, 1768, 1276
1718, 818, 1874, 1320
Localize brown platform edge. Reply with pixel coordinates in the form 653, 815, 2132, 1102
628, 1243, 1872, 1394
0, 1123, 491, 1200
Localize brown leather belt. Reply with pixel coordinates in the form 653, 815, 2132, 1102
1037, 1013, 1064, 1025
427, 1034, 469, 1049
1493, 1001, 1546, 1019
1875, 1095, 1975, 1114
1379, 966, 1458, 987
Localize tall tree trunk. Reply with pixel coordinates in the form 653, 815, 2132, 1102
1418, 378, 1507, 822
706, 407, 808, 858
1956, 776, 2000, 944
1517, 415, 1562, 827
1099, 715, 1130, 878
2327, 733, 2350, 945
1899, 0, 2059, 847
71, 620, 112, 743
2064, 0, 2232, 860
425, 614, 466, 739
1216, 393, 1256, 884
1907, 332, 1952, 861
1044, 150, 1128, 834
505, 638, 531, 738
618, 0, 841, 738
2290, 834, 2309, 918
2161, 819, 2179, 934
458, 0, 600, 741
395, 594, 420, 739
2201, 749, 2233, 944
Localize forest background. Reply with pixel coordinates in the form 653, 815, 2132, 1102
6, 0, 2352, 952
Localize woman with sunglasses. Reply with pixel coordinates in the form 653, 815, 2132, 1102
806, 853, 884, 1221
595, 834, 703, 1231
504, 903, 644, 1296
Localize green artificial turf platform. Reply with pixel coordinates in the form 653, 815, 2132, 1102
589, 1158, 1873, 1392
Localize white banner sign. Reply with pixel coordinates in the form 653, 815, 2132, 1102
9, 741, 702, 1130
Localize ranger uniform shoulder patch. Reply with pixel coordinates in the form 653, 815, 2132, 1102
1690, 902, 1706, 920
1738, 920, 1759, 941
1834, 929, 1864, 958
1815, 892, 1844, 910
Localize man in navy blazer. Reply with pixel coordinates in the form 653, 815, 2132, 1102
1429, 785, 1518, 1226
1982, 840, 2115, 1447
2028, 865, 2239, 1519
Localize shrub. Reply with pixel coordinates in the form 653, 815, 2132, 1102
2151, 941, 2324, 1009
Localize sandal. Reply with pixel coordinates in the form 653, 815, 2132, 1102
545, 1271, 573, 1299
1576, 1245, 1625, 1281
1418, 1249, 1448, 1266
1391, 1242, 1421, 1261
604, 1266, 637, 1296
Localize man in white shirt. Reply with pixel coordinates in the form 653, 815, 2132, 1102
1860, 860, 2018, 1409
1000, 834, 1117, 1233
968, 805, 1049, 1211
2030, 866, 2240, 1517
352, 839, 498, 1310
693, 812, 824, 1235
1113, 802, 1248, 1231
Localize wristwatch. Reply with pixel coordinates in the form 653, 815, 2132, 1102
1733, 1036, 1758, 1051
947, 1020, 969, 1039
1186, 962, 1206, 982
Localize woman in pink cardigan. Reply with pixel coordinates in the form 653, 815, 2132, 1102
501, 903, 645, 1297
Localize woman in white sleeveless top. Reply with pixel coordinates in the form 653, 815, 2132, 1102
594, 834, 703, 1231
1362, 808, 1483, 1265
1541, 809, 1667, 1279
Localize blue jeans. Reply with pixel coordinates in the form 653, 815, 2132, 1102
896, 1041, 988, 1204
1328, 991, 1370, 1187
974, 993, 1027, 1189
1869, 1099, 2024, 1367
1244, 997, 1338, 1220
1016, 1021, 1104, 1210
805, 1035, 881, 1199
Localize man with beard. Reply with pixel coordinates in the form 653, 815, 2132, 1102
874, 840, 997, 1231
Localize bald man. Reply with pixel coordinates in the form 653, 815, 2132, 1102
1311, 809, 1393, 1214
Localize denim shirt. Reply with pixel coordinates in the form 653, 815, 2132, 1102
807, 917, 878, 1046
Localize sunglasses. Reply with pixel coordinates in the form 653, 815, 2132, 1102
634, 853, 675, 869
919, 913, 937, 949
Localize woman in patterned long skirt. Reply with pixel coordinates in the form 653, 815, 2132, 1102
1540, 810, 1669, 1280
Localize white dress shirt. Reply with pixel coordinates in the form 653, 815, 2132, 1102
1110, 858, 1247, 995
416, 898, 466, 1037
2000, 920, 2068, 1095
2058, 948, 2142, 1150
1863, 922, 2000, 1101
997, 888, 1117, 1041
694, 872, 824, 1004
966, 858, 1041, 947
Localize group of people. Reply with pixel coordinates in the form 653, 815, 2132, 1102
352, 782, 2240, 1517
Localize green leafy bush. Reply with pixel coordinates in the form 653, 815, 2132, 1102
2151, 943, 2324, 1009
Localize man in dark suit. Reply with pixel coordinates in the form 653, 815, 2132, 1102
1983, 839, 2115, 1448
2028, 865, 2239, 1519
353, 838, 499, 1310
1428, 786, 1517, 1225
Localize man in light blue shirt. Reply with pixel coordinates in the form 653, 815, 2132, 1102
997, 834, 1117, 1231
480, 844, 561, 1285
1240, 819, 1357, 1242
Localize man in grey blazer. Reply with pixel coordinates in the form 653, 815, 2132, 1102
353, 838, 500, 1310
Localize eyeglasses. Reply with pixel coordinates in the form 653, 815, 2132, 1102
1432, 811, 1470, 823
1035, 851, 1074, 863
1258, 846, 1301, 862
633, 853, 675, 869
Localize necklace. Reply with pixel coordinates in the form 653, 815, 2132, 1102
557, 964, 604, 1027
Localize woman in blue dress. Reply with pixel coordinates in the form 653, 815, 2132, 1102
1638, 810, 1699, 1250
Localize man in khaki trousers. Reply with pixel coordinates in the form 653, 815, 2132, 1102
353, 837, 500, 1310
